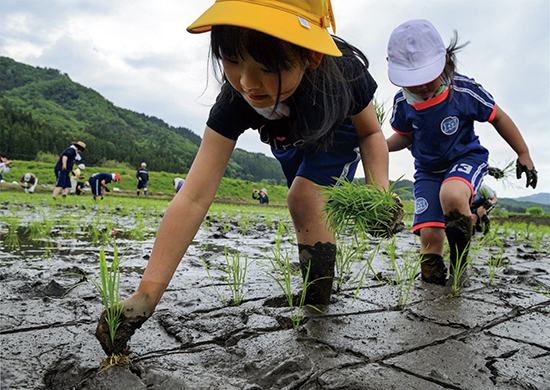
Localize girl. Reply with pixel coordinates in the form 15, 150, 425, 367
386, 19, 537, 285
96, 0, 389, 355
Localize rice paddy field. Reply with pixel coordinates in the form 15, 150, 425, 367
1, 191, 549, 390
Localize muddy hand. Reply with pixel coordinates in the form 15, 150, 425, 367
516, 159, 537, 189
487, 166, 504, 179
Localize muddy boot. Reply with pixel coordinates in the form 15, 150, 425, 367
298, 242, 336, 307
444, 211, 473, 281
420, 253, 447, 285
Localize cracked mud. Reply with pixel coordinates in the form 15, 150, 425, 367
1, 201, 549, 390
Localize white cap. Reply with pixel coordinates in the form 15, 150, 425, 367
141, 162, 147, 167
24, 173, 31, 182
387, 19, 446, 87
78, 164, 85, 170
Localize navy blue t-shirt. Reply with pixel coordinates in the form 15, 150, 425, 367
54, 146, 78, 171
91, 172, 113, 184
206, 51, 377, 150
390, 74, 496, 172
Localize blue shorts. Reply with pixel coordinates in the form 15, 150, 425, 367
413, 153, 488, 234
271, 127, 361, 188
55, 170, 72, 189
137, 180, 147, 189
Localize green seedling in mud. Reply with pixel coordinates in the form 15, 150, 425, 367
202, 247, 248, 306
533, 286, 550, 299
447, 249, 473, 297
334, 238, 370, 292
64, 240, 129, 370
383, 246, 424, 309
348, 244, 381, 304
4, 215, 21, 249
486, 249, 510, 287
265, 258, 320, 327
321, 178, 405, 239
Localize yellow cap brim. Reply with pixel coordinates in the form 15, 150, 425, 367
187, 1, 342, 57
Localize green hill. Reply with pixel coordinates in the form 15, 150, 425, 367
0, 56, 286, 185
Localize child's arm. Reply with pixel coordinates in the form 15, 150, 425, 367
491, 105, 537, 188
386, 132, 413, 152
127, 127, 236, 312
352, 101, 389, 190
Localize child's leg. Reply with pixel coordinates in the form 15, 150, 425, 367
287, 176, 335, 306
418, 227, 447, 285
441, 154, 488, 253
412, 173, 447, 284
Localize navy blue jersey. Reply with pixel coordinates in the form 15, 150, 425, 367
54, 146, 78, 171
91, 172, 113, 185
206, 53, 377, 150
136, 168, 149, 181
390, 74, 496, 172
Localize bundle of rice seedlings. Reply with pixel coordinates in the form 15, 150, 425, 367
321, 178, 406, 239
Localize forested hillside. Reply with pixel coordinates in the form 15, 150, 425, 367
0, 56, 286, 184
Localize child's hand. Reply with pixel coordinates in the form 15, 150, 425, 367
95, 296, 153, 356
487, 166, 504, 179
516, 158, 537, 189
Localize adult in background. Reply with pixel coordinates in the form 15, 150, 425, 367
0, 155, 13, 191
173, 177, 185, 193
252, 188, 269, 204
471, 183, 497, 235
19, 173, 38, 194
76, 181, 89, 195
70, 164, 86, 195
89, 173, 121, 200
52, 141, 87, 200
136, 162, 149, 196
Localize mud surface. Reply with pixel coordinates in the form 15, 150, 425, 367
1, 198, 549, 390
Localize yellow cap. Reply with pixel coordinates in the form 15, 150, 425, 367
187, 0, 341, 57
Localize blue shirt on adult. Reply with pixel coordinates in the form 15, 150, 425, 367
91, 172, 113, 184
54, 146, 79, 172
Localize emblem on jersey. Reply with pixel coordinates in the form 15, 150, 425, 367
441, 116, 459, 135
415, 197, 429, 214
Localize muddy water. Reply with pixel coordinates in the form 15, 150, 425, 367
1, 201, 549, 390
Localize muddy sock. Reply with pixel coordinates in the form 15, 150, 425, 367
298, 242, 336, 306
144, 190, 148, 196
444, 211, 473, 275
420, 253, 447, 285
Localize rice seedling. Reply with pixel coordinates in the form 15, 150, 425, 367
202, 247, 248, 306
394, 249, 424, 309
348, 243, 381, 303
334, 238, 370, 292
4, 215, 21, 249
64, 240, 128, 369
447, 249, 473, 297
264, 256, 320, 327
533, 286, 550, 299
486, 249, 510, 287
321, 178, 406, 239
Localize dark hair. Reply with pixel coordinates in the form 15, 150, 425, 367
210, 26, 370, 150
442, 31, 469, 87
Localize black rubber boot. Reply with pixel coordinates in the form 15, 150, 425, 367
298, 242, 336, 307
444, 211, 473, 276
420, 253, 447, 285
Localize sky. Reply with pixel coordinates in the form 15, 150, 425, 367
1, 0, 549, 199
